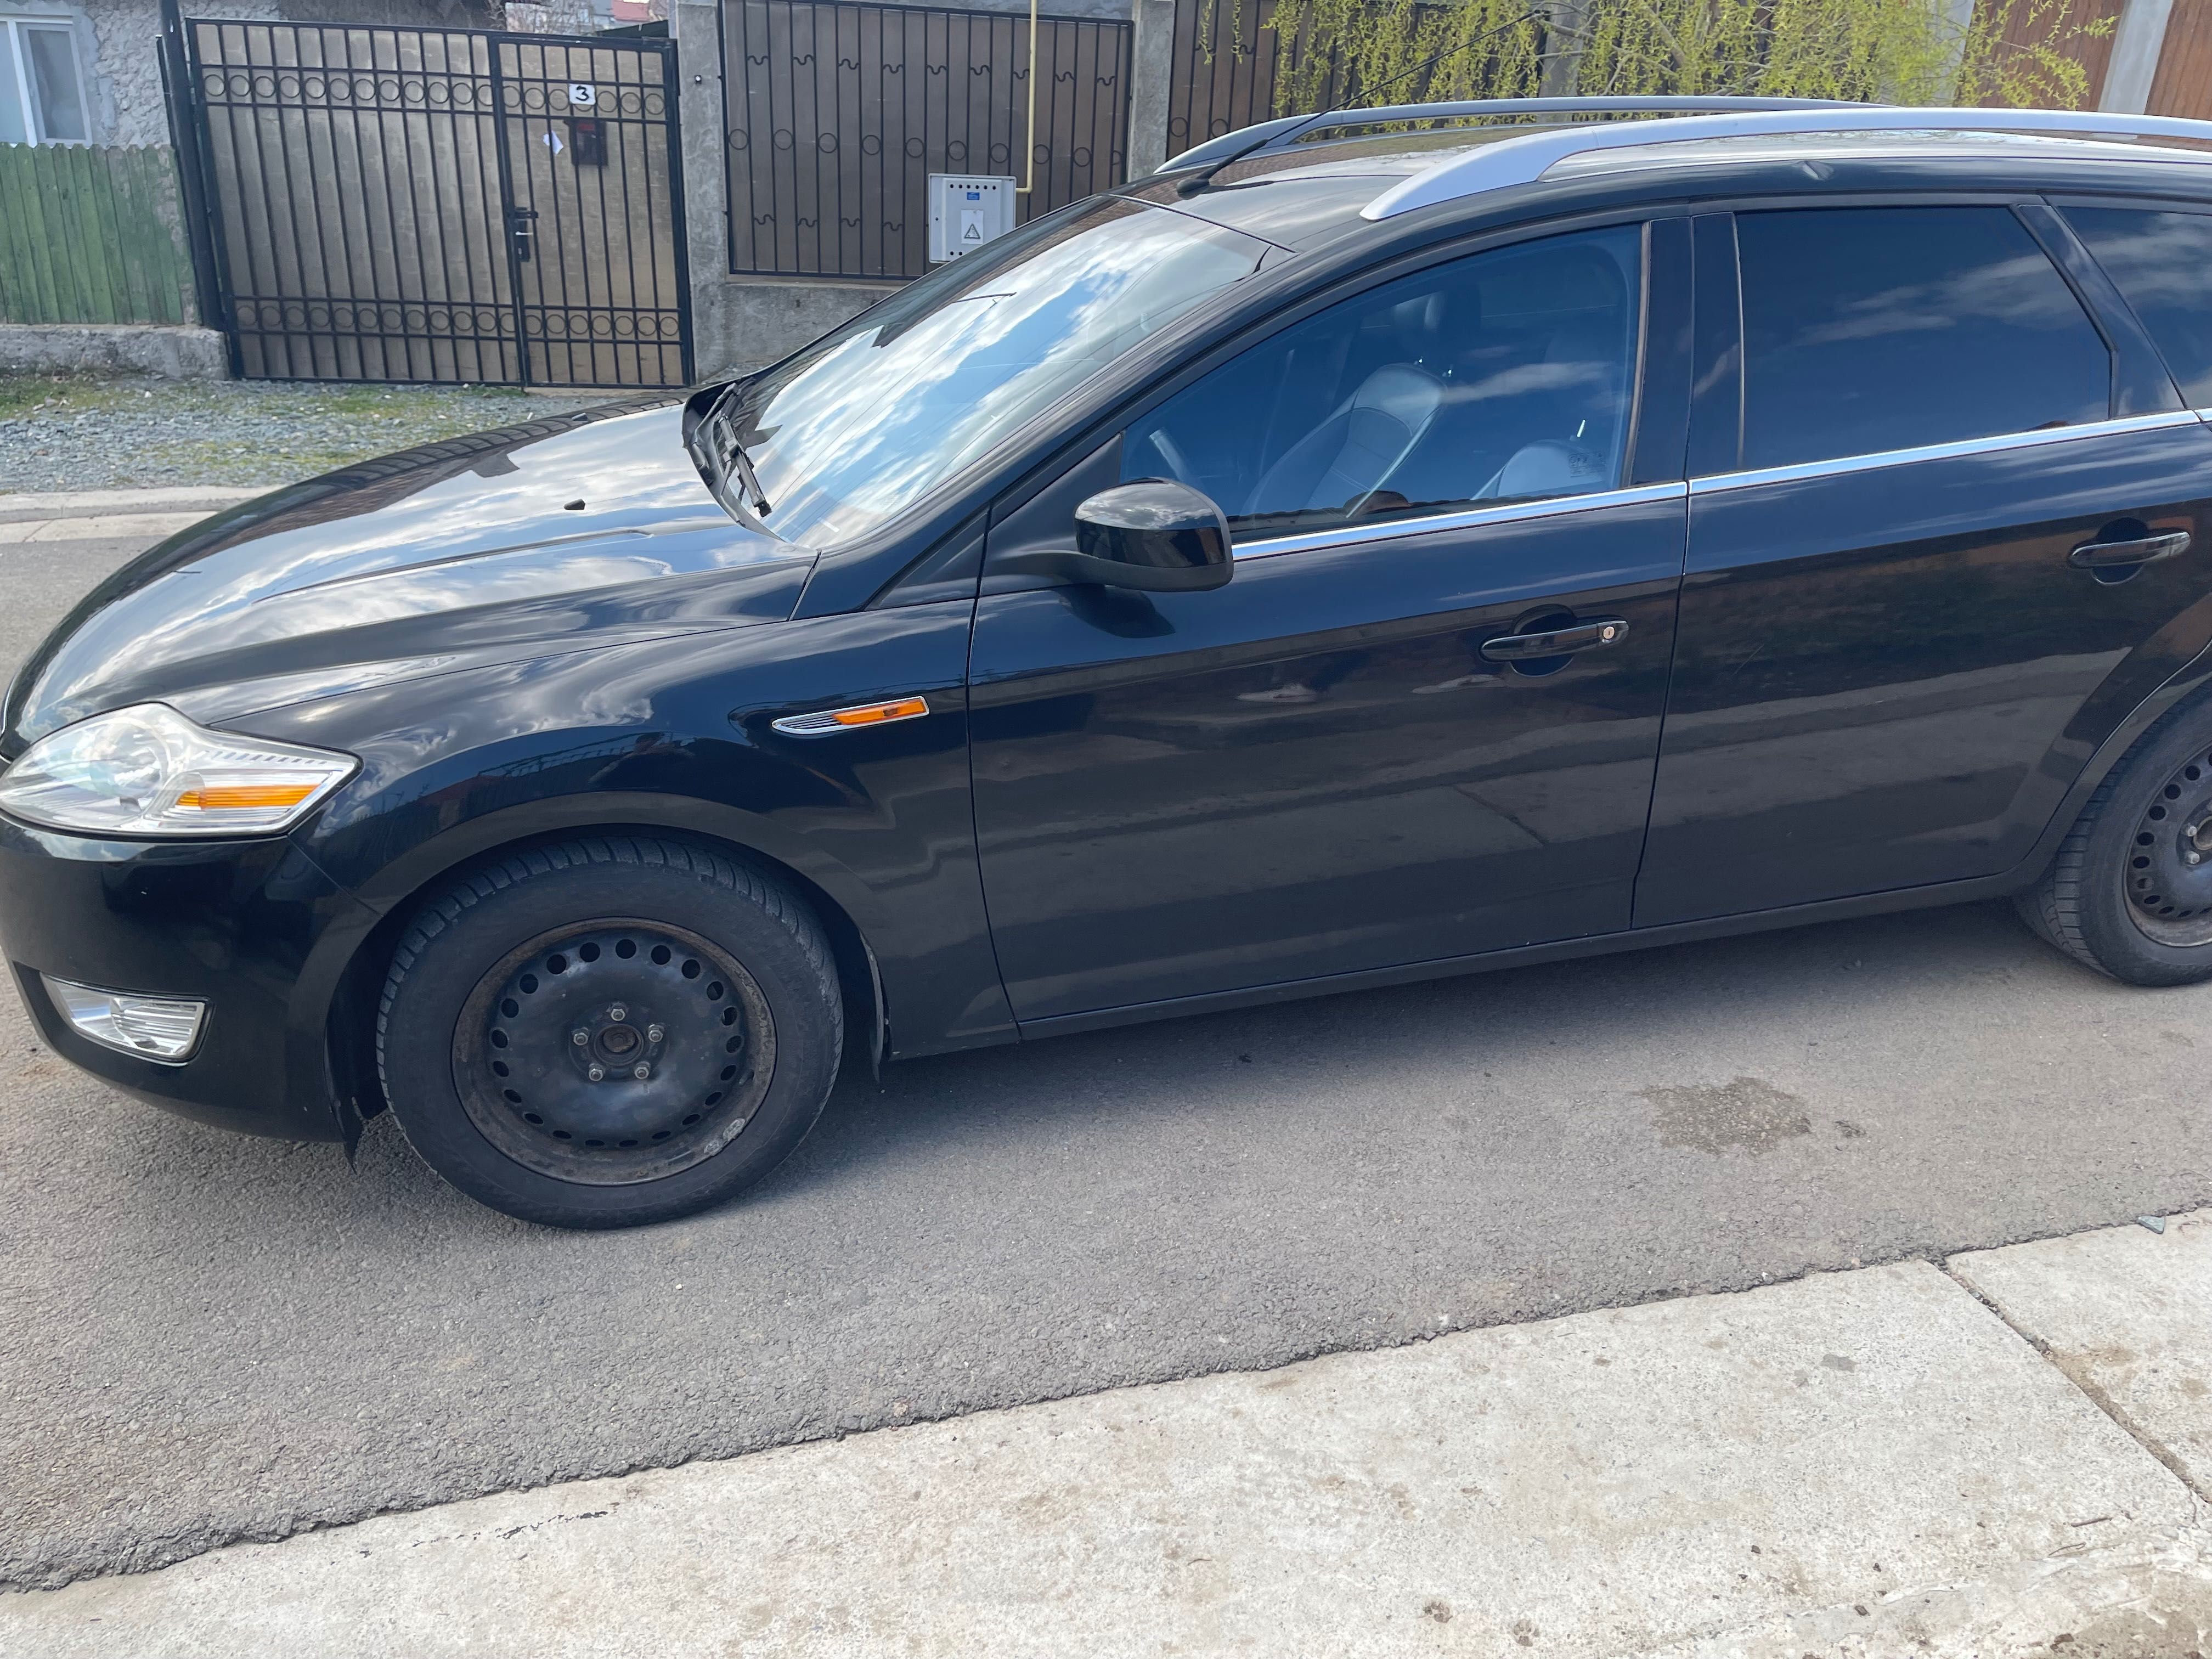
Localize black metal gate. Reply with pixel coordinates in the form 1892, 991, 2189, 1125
1165, 0, 1350, 160
162, 3, 692, 388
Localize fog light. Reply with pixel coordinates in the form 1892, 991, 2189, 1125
41, 975, 206, 1063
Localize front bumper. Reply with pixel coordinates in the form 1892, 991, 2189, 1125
0, 816, 378, 1141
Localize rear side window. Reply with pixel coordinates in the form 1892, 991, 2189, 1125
1735, 207, 2111, 472
2064, 206, 2212, 407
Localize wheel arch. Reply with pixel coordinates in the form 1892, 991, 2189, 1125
312, 808, 887, 1138
2013, 640, 2212, 893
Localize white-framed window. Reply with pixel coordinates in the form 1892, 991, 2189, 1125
0, 15, 91, 145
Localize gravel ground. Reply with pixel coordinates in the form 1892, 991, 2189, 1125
0, 375, 617, 493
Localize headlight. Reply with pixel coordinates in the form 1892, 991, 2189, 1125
0, 704, 357, 838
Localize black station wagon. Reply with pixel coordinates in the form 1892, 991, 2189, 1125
14, 98, 2212, 1227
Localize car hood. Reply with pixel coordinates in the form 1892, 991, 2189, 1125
3, 399, 816, 750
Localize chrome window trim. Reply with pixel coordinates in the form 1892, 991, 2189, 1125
1689, 410, 2200, 496
1231, 481, 1689, 562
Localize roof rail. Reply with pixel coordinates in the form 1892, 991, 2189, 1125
1363, 104, 2212, 219
1155, 95, 1874, 174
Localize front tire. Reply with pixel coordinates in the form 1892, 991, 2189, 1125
377, 837, 842, 1228
2018, 704, 2212, 987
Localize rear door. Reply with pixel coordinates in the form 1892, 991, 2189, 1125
1635, 202, 2212, 928
968, 220, 1694, 1022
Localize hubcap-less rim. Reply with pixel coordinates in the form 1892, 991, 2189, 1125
2123, 747, 2212, 947
452, 918, 776, 1185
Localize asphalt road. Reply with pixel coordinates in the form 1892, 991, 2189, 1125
4, 531, 2211, 1592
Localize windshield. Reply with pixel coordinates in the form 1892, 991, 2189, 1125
707, 198, 1273, 547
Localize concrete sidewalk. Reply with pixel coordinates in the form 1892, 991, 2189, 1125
6, 1214, 2209, 1659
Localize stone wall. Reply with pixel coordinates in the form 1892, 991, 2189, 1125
66, 0, 504, 151
0, 320, 228, 376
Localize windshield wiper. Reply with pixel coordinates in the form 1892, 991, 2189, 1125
693, 386, 773, 519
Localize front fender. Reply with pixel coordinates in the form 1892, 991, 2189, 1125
250, 607, 1015, 1076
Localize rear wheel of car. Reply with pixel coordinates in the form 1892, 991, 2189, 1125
377, 837, 842, 1228
2018, 704, 2212, 987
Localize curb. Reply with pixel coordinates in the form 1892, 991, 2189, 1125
0, 487, 262, 544
0, 512, 229, 545
7, 1213, 2207, 1657
0, 487, 262, 523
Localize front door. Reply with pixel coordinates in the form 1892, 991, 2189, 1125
1637, 203, 2212, 927
968, 222, 1691, 1022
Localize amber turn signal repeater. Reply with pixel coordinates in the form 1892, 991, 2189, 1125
771, 697, 932, 737
171, 781, 324, 813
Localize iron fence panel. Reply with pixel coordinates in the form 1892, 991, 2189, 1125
721, 0, 1131, 279
1164, 0, 1345, 159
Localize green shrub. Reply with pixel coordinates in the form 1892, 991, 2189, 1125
1222, 0, 2111, 117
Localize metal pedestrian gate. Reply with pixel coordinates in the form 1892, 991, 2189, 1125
161, 3, 692, 388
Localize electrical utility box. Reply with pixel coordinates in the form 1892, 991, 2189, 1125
928, 174, 1017, 263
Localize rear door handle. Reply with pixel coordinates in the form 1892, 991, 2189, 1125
2069, 530, 2192, 569
1480, 617, 1629, 662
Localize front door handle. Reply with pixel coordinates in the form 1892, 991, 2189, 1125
2069, 530, 2192, 569
1480, 617, 1629, 663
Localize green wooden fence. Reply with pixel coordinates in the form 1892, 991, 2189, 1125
0, 144, 199, 326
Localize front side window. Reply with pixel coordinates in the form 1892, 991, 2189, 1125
1125, 225, 1644, 543
2063, 205, 2212, 408
0, 18, 88, 144
1736, 206, 2111, 473
710, 198, 1269, 548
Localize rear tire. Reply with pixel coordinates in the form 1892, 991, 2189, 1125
2018, 704, 2212, 987
377, 837, 842, 1228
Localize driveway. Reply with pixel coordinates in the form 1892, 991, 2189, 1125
4, 512, 2210, 1592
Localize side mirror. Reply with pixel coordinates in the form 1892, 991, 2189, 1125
1000, 479, 1233, 592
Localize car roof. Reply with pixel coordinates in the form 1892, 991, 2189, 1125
1126, 108, 2212, 251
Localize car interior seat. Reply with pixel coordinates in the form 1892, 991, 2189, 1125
1242, 361, 1446, 518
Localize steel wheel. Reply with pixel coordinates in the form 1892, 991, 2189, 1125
2121, 744, 2212, 947
450, 917, 776, 1186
